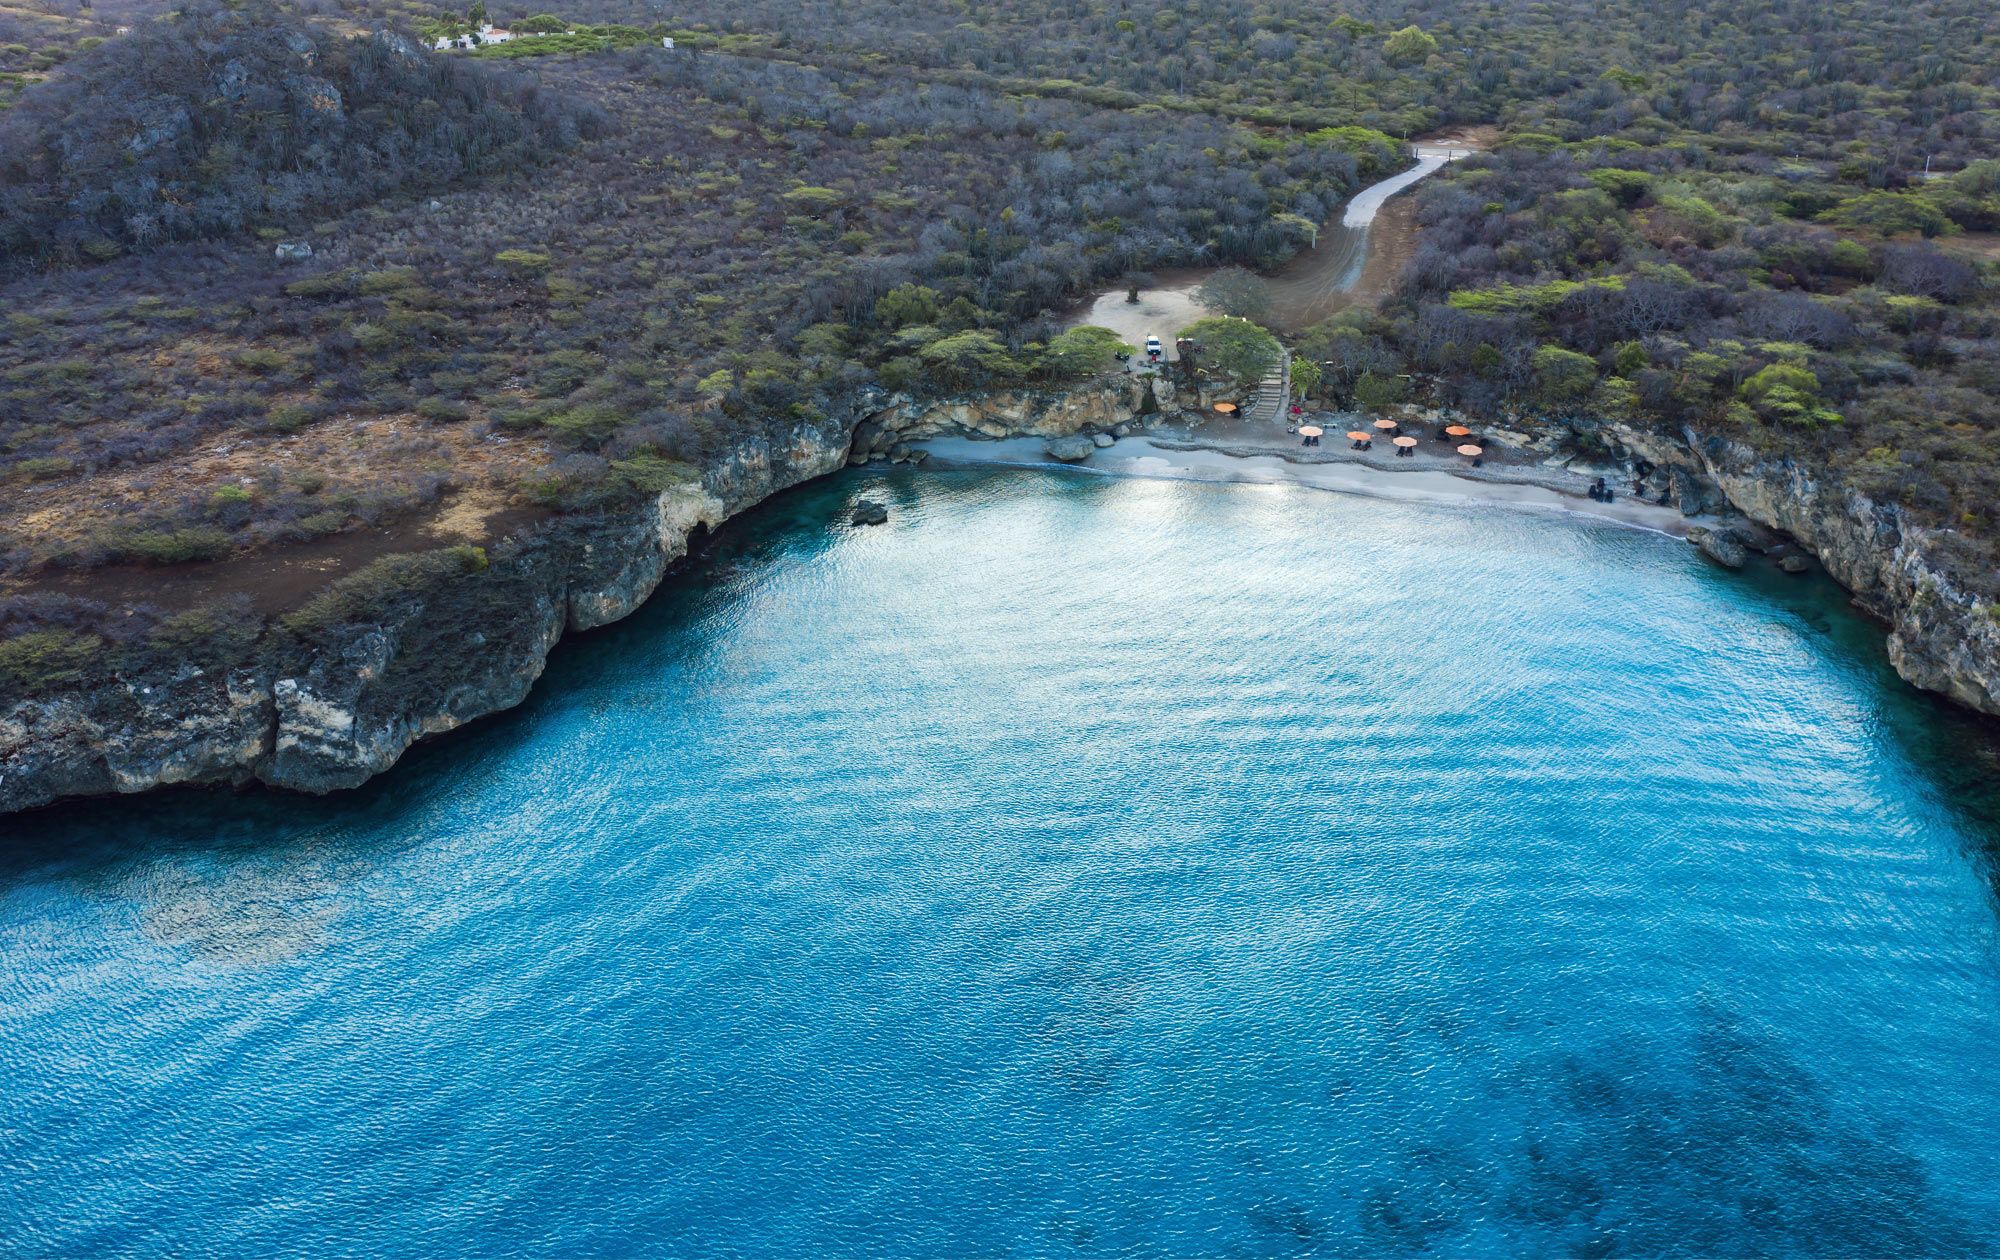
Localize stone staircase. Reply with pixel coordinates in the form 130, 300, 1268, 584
1243, 346, 1290, 425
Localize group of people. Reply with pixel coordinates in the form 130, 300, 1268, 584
1588, 476, 1617, 503
1300, 432, 1323, 447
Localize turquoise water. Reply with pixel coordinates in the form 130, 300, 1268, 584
6, 468, 2000, 1257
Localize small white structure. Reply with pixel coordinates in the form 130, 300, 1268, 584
433, 24, 518, 51
661, 36, 675, 49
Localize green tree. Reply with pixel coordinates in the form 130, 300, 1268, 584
1043, 325, 1133, 378
1289, 357, 1322, 400
1587, 168, 1652, 207
1192, 267, 1272, 320
1817, 193, 1954, 238
918, 330, 1026, 385
874, 284, 942, 329
1531, 345, 1598, 405
1177, 317, 1280, 387
1352, 371, 1409, 411
1382, 24, 1438, 66
1740, 362, 1841, 426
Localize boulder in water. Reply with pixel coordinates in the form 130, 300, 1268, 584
850, 501, 889, 526
1092, 432, 1116, 448
1688, 527, 1747, 569
1780, 554, 1810, 574
1045, 436, 1096, 462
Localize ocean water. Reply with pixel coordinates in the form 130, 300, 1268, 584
5, 468, 2000, 1258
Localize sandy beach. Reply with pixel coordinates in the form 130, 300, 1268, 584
914, 430, 1698, 538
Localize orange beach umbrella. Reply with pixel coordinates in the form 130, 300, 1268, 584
1392, 435, 1419, 448
1297, 425, 1324, 438
1373, 418, 1399, 431
1457, 444, 1484, 457
1445, 425, 1472, 436
1345, 431, 1372, 442
1213, 402, 1238, 415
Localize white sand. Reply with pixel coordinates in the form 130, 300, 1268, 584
913, 435, 1698, 538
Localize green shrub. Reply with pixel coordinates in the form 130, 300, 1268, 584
281, 546, 489, 638
612, 454, 699, 493
1817, 192, 1954, 238
263, 403, 319, 433
1587, 168, 1652, 206
7, 456, 73, 482
542, 404, 626, 445
102, 526, 234, 565
284, 270, 356, 299
357, 266, 423, 295
416, 397, 471, 422
235, 347, 291, 374
1353, 370, 1409, 411
0, 630, 103, 694
495, 249, 553, 275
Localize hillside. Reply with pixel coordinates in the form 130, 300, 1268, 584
2, 0, 1999, 805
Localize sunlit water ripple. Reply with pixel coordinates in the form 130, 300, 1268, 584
5, 468, 2000, 1257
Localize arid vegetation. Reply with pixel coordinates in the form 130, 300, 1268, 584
2, 0, 1997, 670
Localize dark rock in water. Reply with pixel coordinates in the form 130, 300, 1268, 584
1780, 554, 1810, 574
850, 501, 889, 526
1689, 526, 1748, 569
1092, 432, 1116, 448
1045, 436, 1096, 462
904, 448, 929, 465
1112, 423, 1133, 438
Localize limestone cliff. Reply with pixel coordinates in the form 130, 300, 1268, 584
1, 410, 857, 814
2, 377, 1160, 815
1590, 419, 2000, 717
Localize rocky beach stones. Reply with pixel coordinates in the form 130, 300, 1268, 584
1045, 436, 1096, 462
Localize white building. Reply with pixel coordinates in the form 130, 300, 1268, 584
432, 24, 519, 51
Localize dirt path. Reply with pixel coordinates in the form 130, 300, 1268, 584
1263, 192, 1421, 331
1068, 126, 1489, 342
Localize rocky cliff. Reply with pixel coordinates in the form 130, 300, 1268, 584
1, 377, 1157, 815
1590, 419, 2000, 717
1, 410, 856, 814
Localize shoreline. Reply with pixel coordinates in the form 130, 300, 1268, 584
913, 432, 1700, 539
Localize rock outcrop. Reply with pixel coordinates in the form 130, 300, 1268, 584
845, 375, 1170, 462
1, 409, 855, 814
1591, 418, 2000, 717
1688, 526, 1748, 570
3, 375, 1172, 815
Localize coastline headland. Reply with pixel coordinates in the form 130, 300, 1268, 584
4, 371, 1998, 816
